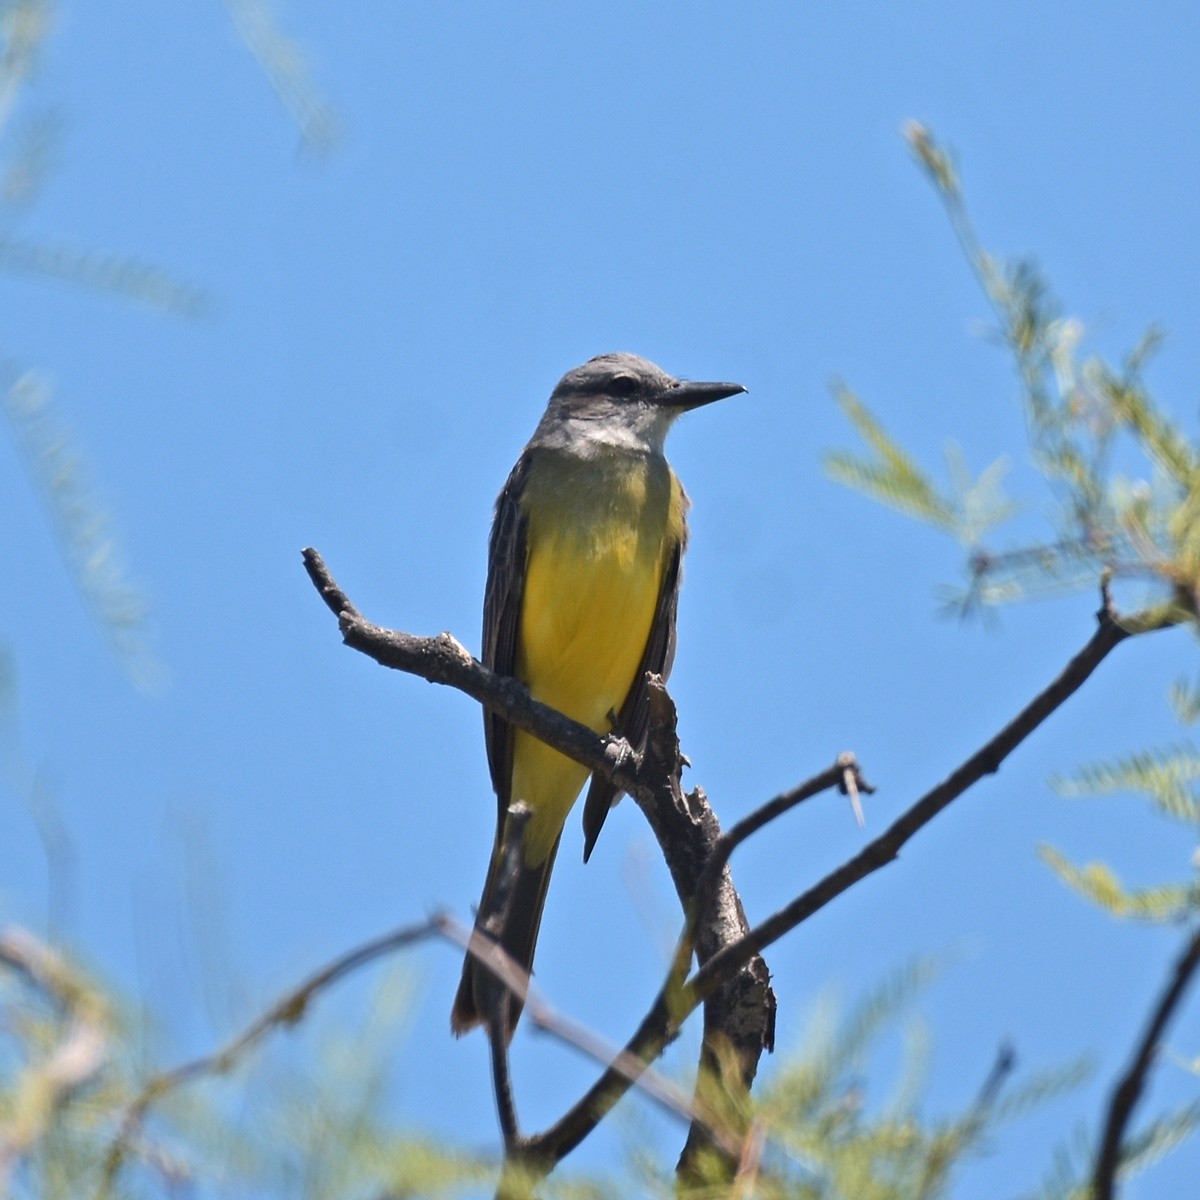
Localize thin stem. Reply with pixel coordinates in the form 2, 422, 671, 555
1092, 925, 1200, 1200
689, 600, 1172, 1002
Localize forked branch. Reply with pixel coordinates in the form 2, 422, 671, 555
297, 551, 1181, 1193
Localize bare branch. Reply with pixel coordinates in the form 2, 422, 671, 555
517, 596, 1175, 1179
688, 598, 1179, 1002
513, 759, 862, 1175
434, 916, 731, 1150
0, 925, 79, 1002
489, 1030, 521, 1154
303, 551, 1182, 1189
99, 897, 733, 1199
972, 1040, 1017, 1116
302, 548, 645, 803
626, 678, 777, 1181
522, 982, 681, 1165
98, 914, 446, 1196
681, 754, 872, 976
1093, 925, 1200, 1200
731, 1121, 767, 1200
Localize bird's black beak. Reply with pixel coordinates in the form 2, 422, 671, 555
660, 379, 747, 411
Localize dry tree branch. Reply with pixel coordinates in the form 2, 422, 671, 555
619, 676, 780, 1181
98, 905, 728, 1198
434, 918, 723, 1143
303, 548, 646, 803
97, 915, 446, 1195
300, 550, 1182, 1191
1092, 925, 1200, 1200
680, 752, 873, 978
686, 594, 1182, 1003
303, 546, 786, 1182
478, 803, 533, 1152
515, 756, 860, 1177
517, 593, 1178, 1180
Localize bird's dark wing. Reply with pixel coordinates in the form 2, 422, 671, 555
482, 453, 531, 826
581, 535, 683, 861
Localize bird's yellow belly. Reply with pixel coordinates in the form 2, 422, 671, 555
511, 494, 669, 864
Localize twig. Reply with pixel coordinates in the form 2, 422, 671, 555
434, 916, 736, 1153
516, 759, 857, 1171
302, 552, 1179, 1190
98, 915, 446, 1196
517, 759, 862, 1172
680, 754, 872, 977
98, 901, 734, 1199
0, 925, 79, 1003
629, 678, 778, 1182
488, 1030, 520, 1154
687, 597, 1179, 1003
525, 1002, 719, 1140
519, 595, 1176, 1178
972, 1041, 1017, 1116
1092, 925, 1200, 1200
731, 1121, 767, 1200
302, 548, 645, 802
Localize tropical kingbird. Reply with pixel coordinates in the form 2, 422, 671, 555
451, 352, 746, 1041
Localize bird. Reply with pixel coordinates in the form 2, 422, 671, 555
451, 352, 746, 1041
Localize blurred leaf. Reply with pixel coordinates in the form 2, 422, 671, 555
3, 366, 163, 691
223, 0, 341, 154
1116, 1100, 1200, 1179
1039, 846, 1199, 923
0, 232, 208, 316
1051, 747, 1200, 825
825, 390, 958, 533
0, 0, 52, 139
831, 126, 1200, 633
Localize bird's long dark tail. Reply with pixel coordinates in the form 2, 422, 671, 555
451, 828, 562, 1043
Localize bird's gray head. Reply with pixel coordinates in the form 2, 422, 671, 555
533, 352, 745, 456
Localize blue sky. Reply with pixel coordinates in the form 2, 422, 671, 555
3, 2, 1199, 1194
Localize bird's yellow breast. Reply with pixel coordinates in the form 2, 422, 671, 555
510, 449, 684, 862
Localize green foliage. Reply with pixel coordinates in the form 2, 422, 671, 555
0, 939, 465, 1198
223, 0, 341, 155
1038, 847, 1199, 924
3, 369, 162, 692
0, 943, 1095, 1200
0, 929, 628, 1200
1039, 740, 1200, 1192
0, 930, 127, 1200
0, 234, 208, 316
1051, 747, 1200, 826
825, 391, 959, 534
832, 124, 1200, 1199
1043, 740, 1200, 923
1168, 677, 1200, 726
830, 124, 1200, 628
631, 960, 1089, 1200
824, 390, 1017, 548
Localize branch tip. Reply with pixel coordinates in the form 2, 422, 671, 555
1093, 926, 1200, 1200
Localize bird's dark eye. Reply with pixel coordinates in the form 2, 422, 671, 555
611, 375, 638, 396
